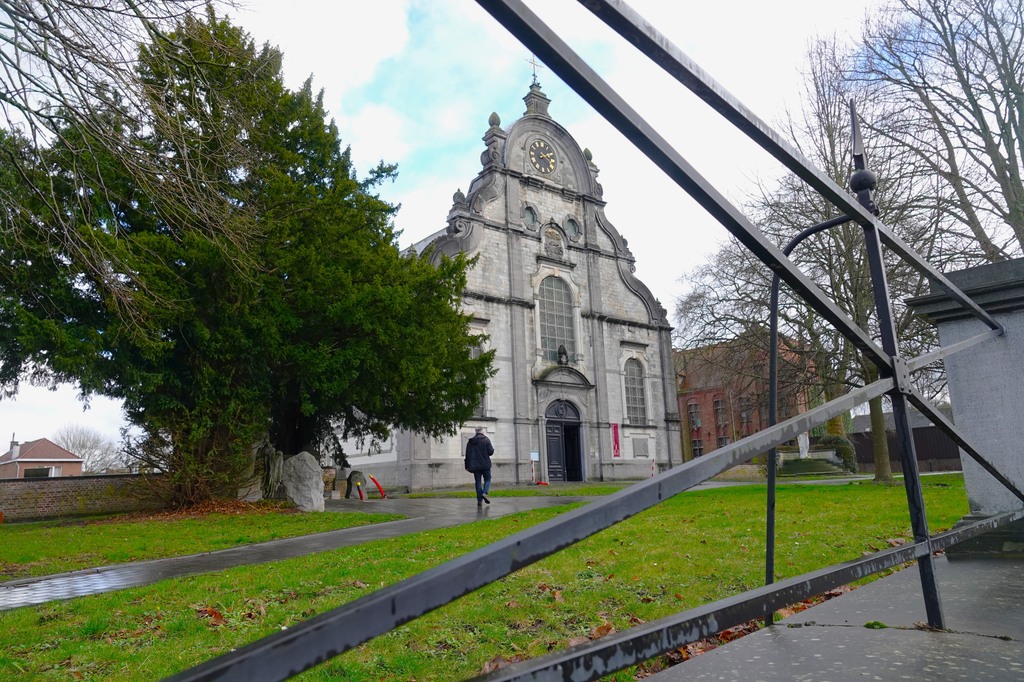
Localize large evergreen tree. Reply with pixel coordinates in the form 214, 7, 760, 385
0, 11, 493, 505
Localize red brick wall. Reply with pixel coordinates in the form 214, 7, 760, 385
679, 390, 764, 457
0, 474, 168, 522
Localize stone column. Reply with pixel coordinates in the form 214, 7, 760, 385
910, 259, 1024, 516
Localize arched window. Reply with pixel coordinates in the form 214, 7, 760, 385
565, 217, 581, 239
624, 358, 646, 425
524, 206, 539, 229
539, 276, 575, 362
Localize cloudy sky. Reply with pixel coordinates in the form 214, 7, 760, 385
1, 0, 879, 446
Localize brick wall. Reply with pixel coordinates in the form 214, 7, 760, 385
0, 474, 168, 522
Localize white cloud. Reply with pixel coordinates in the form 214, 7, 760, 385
338, 103, 413, 170
235, 0, 412, 93
0, 384, 126, 445
390, 176, 464, 243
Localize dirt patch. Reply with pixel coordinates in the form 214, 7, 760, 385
92, 500, 297, 524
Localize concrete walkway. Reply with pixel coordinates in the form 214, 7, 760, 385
647, 553, 1024, 681
0, 495, 589, 612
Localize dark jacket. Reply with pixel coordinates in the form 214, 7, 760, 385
464, 433, 494, 472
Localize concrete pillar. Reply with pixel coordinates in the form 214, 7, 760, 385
910, 259, 1024, 516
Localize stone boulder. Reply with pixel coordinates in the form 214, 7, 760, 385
281, 451, 325, 512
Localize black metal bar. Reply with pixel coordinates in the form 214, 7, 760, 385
575, 0, 1003, 336
848, 93, 945, 629
475, 0, 892, 371
473, 510, 1024, 682
767, 214, 852, 591
861, 228, 945, 627
906, 388, 1024, 503
165, 380, 890, 682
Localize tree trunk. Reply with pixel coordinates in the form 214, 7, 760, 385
869, 396, 894, 483
825, 381, 847, 436
271, 385, 319, 458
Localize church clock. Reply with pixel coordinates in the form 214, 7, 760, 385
529, 139, 556, 174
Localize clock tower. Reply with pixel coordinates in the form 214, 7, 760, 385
345, 83, 682, 490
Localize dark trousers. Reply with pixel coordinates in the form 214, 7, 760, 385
473, 469, 491, 501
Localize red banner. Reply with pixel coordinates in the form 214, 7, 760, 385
612, 423, 620, 458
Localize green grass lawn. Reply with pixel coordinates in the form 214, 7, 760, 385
0, 475, 969, 681
0, 504, 404, 580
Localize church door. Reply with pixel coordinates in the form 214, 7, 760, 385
545, 400, 583, 482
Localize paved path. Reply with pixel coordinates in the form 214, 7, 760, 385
0, 496, 590, 612
648, 553, 1024, 680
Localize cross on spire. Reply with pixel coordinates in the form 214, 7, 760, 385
526, 55, 544, 85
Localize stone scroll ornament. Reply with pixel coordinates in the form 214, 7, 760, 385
544, 227, 563, 258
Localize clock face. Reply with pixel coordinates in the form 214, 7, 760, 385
529, 139, 556, 174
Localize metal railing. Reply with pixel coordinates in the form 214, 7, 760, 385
165, 1, 1024, 680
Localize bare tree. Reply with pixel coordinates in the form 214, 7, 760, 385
0, 1, 256, 333
676, 38, 971, 482
854, 0, 1024, 260
53, 423, 123, 473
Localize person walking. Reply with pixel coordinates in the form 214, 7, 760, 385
465, 426, 494, 506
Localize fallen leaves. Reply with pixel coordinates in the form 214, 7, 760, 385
565, 620, 617, 649
717, 622, 758, 643
482, 617, 620, 675
96, 500, 294, 524
240, 600, 267, 621
100, 612, 166, 644
481, 653, 528, 674
640, 583, 865, 676
654, 620, 761, 668
195, 606, 227, 627
536, 583, 564, 602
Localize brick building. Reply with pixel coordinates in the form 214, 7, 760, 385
676, 340, 812, 460
0, 438, 84, 479
341, 83, 682, 490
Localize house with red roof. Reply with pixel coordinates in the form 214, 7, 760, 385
0, 438, 84, 479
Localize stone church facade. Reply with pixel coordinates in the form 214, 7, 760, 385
344, 84, 682, 491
